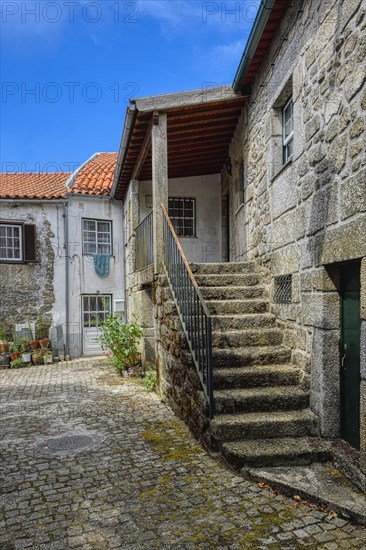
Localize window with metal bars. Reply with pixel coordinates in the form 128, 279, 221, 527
274, 275, 292, 304
168, 197, 196, 237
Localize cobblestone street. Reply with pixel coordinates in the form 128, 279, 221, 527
0, 361, 365, 549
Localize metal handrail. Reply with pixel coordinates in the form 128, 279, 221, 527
161, 203, 214, 418
135, 210, 153, 271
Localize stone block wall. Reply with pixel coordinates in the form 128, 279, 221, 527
225, 0, 366, 464
0, 204, 57, 337
154, 275, 210, 442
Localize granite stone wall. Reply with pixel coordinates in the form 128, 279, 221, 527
225, 0, 365, 463
154, 275, 210, 442
0, 205, 56, 337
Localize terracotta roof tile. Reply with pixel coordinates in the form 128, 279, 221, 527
69, 152, 118, 197
0, 172, 70, 200
0, 153, 118, 200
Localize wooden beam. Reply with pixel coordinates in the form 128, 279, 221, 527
131, 114, 153, 180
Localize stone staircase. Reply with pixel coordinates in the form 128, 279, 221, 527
190, 261, 331, 470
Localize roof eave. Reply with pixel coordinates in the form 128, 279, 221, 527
232, 0, 276, 93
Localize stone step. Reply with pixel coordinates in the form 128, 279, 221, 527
222, 437, 331, 469
213, 346, 292, 368
214, 386, 309, 415
190, 262, 257, 275
201, 286, 266, 300
211, 314, 276, 330
210, 410, 318, 444
212, 328, 283, 348
208, 299, 269, 315
195, 273, 260, 287
213, 364, 301, 390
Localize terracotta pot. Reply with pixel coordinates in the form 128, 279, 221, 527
29, 340, 39, 350
0, 343, 9, 353
10, 352, 21, 361
39, 339, 49, 349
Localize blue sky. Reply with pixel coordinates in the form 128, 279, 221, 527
1, 1, 258, 172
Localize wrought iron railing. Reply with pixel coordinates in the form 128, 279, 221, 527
135, 210, 153, 271
161, 204, 214, 418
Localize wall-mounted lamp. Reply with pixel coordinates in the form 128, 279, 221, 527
225, 157, 232, 176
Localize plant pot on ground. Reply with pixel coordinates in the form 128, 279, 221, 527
22, 352, 32, 363
39, 338, 50, 349
43, 351, 53, 364
1, 353, 10, 367
29, 340, 39, 350
32, 350, 44, 365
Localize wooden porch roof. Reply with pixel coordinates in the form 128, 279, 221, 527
114, 88, 247, 200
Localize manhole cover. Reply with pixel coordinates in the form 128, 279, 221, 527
45, 435, 93, 451
36, 432, 105, 456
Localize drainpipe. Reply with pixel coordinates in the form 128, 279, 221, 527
63, 202, 70, 357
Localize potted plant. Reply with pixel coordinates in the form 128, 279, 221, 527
32, 350, 44, 365
0, 322, 9, 353
28, 319, 39, 350
21, 337, 32, 363
43, 350, 53, 364
11, 357, 25, 369
9, 332, 21, 362
37, 316, 49, 349
1, 353, 10, 368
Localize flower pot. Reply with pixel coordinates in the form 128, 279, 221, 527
43, 352, 53, 365
0, 343, 9, 353
1, 354, 10, 367
29, 340, 39, 351
10, 352, 21, 362
39, 338, 49, 349
32, 352, 43, 365
22, 352, 32, 363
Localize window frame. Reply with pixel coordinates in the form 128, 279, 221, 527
282, 97, 294, 164
168, 197, 196, 238
82, 218, 113, 256
0, 223, 23, 262
82, 294, 112, 328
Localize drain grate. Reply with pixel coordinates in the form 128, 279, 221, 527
36, 432, 104, 456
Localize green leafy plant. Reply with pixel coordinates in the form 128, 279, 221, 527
9, 332, 20, 353
98, 316, 143, 376
11, 357, 25, 369
21, 337, 29, 353
141, 364, 157, 391
36, 315, 48, 340
0, 321, 8, 343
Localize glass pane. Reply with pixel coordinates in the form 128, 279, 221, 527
84, 243, 96, 254
98, 222, 110, 233
0, 227, 5, 237
83, 220, 95, 231
89, 296, 96, 311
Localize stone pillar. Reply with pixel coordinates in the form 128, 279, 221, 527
360, 257, 366, 473
151, 113, 168, 273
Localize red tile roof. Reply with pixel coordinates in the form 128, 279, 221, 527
0, 172, 70, 200
0, 153, 118, 200
69, 152, 118, 196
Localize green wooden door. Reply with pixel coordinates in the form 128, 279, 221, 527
340, 262, 361, 449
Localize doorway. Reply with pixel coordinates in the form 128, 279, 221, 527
340, 262, 361, 449
221, 195, 230, 262
82, 294, 112, 356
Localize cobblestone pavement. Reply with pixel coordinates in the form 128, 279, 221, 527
1, 360, 366, 550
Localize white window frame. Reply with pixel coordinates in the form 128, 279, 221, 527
282, 97, 294, 164
0, 223, 23, 262
82, 294, 112, 328
82, 219, 112, 255
168, 197, 196, 238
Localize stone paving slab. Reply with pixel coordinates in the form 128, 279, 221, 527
0, 360, 366, 549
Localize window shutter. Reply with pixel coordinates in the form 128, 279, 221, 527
23, 224, 37, 262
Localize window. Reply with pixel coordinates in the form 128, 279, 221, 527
282, 98, 294, 164
83, 295, 111, 328
0, 223, 36, 263
274, 275, 292, 304
168, 197, 195, 237
82, 219, 112, 255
